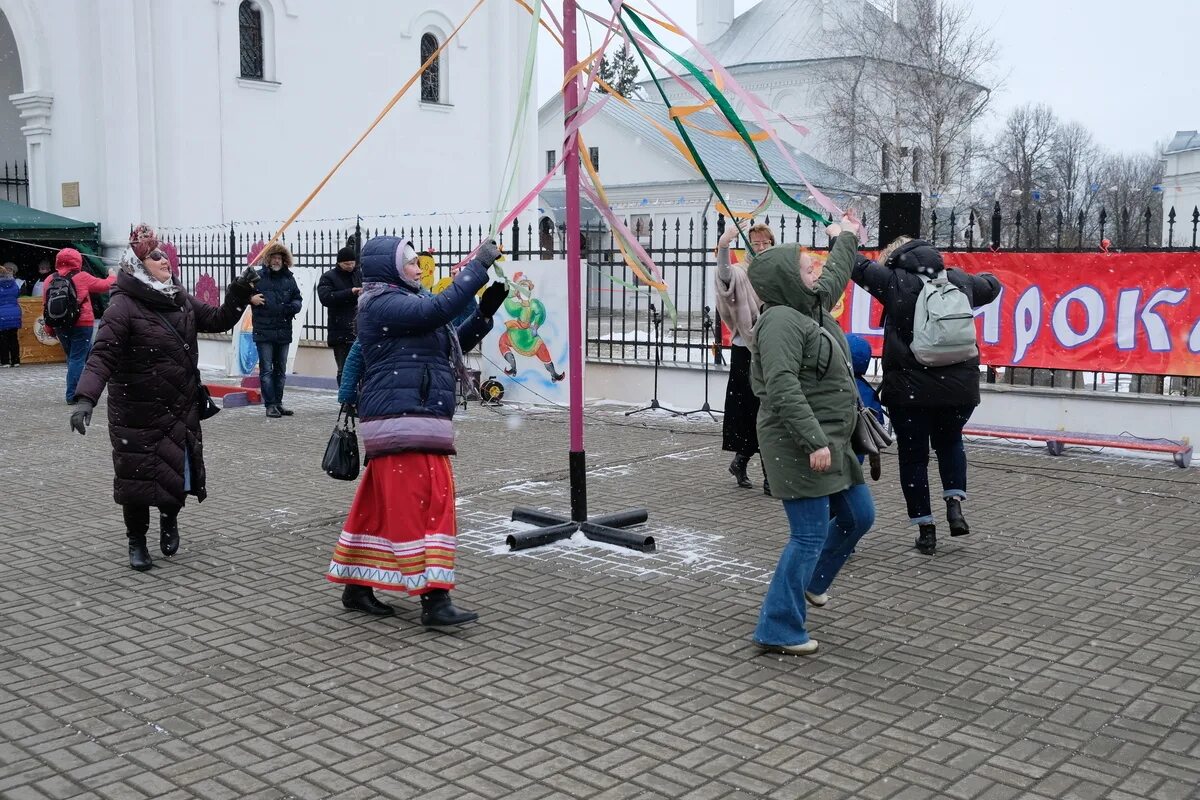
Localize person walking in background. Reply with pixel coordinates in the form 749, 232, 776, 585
714, 221, 774, 493
851, 238, 1001, 555
251, 242, 303, 418
748, 217, 876, 656
318, 244, 361, 385
0, 264, 22, 367
69, 225, 259, 571
42, 247, 117, 403
327, 236, 508, 629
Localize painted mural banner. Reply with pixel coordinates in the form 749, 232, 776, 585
479, 259, 581, 406
830, 251, 1200, 377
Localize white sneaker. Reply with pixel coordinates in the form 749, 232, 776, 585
754, 638, 819, 655
804, 591, 828, 607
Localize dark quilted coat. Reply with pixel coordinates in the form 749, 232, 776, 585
356, 236, 493, 425
74, 272, 250, 507
851, 243, 1001, 408
251, 243, 303, 344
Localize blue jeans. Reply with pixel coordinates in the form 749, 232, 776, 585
58, 327, 93, 402
256, 341, 290, 406
890, 406, 974, 524
755, 483, 876, 647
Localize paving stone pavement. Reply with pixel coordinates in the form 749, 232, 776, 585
2, 363, 1200, 800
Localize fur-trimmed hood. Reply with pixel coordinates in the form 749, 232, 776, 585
259, 241, 294, 271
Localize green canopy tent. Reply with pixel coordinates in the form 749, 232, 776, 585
0, 200, 107, 310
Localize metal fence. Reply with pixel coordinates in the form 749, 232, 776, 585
2, 161, 29, 206
165, 204, 1200, 397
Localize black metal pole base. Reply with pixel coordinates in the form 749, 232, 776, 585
678, 401, 719, 421
625, 398, 682, 417
506, 508, 655, 552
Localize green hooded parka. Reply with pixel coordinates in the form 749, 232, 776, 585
748, 231, 864, 499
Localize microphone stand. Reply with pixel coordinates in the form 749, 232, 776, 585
626, 301, 682, 417
679, 305, 718, 420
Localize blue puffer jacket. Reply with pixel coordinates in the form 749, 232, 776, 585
251, 243, 303, 344
356, 236, 493, 457
0, 277, 21, 330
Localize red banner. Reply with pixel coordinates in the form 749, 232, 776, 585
823, 251, 1200, 377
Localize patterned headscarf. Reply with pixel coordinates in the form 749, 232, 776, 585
130, 223, 159, 261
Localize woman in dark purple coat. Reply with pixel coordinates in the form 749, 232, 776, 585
70, 225, 259, 571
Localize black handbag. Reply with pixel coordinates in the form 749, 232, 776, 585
322, 405, 361, 481
151, 310, 220, 420
851, 398, 892, 457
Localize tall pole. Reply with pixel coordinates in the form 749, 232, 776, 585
563, 0, 587, 522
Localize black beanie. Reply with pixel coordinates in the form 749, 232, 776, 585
337, 246, 357, 264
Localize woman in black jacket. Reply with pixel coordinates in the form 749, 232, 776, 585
851, 239, 1001, 555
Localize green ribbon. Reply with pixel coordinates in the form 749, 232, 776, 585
490, 0, 543, 234
619, 7, 830, 239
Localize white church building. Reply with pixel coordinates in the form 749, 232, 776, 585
0, 0, 538, 250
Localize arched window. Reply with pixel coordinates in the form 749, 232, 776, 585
420, 33, 442, 103
239, 1, 264, 79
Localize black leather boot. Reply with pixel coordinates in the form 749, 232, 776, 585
275, 404, 295, 416
728, 454, 753, 489
420, 589, 479, 629
159, 508, 180, 556
915, 524, 937, 555
128, 534, 153, 571
123, 506, 153, 571
341, 584, 395, 616
946, 498, 970, 537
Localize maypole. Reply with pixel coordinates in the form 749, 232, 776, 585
506, 0, 652, 552
562, 0, 586, 522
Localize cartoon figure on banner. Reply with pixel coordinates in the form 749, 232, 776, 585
498, 271, 565, 382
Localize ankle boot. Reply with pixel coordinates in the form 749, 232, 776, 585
341, 584, 395, 616
728, 454, 753, 489
762, 475, 772, 496
915, 524, 937, 555
128, 534, 153, 571
946, 498, 970, 537
159, 511, 180, 556
420, 589, 479, 629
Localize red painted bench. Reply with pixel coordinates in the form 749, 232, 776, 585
963, 424, 1192, 468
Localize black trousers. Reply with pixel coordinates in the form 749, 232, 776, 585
722, 344, 760, 457
122, 504, 181, 537
332, 341, 353, 387
0, 329, 18, 365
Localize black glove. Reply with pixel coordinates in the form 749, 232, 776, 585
478, 281, 509, 318
70, 399, 95, 435
475, 238, 503, 267
237, 266, 260, 287
227, 267, 260, 304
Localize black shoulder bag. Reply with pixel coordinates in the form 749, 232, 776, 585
322, 404, 361, 481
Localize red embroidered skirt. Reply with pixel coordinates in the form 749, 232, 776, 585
326, 452, 457, 595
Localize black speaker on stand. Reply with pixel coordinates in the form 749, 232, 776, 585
878, 192, 922, 247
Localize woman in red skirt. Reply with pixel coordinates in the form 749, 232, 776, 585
327, 236, 508, 628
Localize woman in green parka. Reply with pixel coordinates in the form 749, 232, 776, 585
748, 217, 876, 656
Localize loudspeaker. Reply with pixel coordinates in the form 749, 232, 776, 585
878, 192, 922, 247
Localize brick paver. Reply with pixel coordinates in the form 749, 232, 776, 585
2, 364, 1199, 799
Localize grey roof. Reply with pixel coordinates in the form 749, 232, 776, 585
671, 0, 880, 72
595, 95, 870, 195
1165, 131, 1200, 154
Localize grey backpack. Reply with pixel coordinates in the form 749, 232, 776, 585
910, 273, 978, 367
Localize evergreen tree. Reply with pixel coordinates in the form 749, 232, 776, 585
594, 44, 640, 96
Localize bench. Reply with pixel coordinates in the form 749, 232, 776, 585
962, 424, 1192, 468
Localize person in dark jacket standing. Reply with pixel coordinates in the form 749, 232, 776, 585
252, 242, 303, 418
317, 244, 361, 385
327, 236, 508, 629
851, 238, 1001, 555
69, 225, 258, 571
0, 263, 21, 366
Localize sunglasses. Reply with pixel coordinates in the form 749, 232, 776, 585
146, 250, 167, 262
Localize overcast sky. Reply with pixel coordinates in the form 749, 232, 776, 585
536, 0, 1198, 155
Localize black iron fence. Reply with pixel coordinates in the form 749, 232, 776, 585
2, 161, 29, 206
165, 203, 1200, 397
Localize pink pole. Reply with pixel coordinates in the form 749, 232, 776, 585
563, 0, 587, 520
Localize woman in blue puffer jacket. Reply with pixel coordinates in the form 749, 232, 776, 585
327, 236, 508, 629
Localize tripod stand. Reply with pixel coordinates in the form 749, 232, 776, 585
680, 305, 718, 421
626, 301, 682, 417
